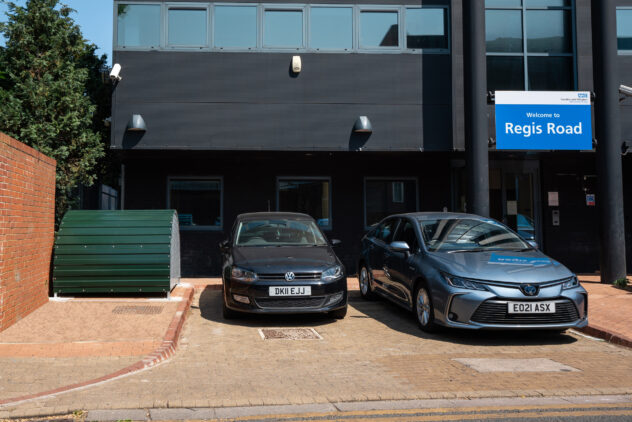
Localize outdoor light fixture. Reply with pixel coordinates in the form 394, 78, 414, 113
619, 85, 632, 97
353, 116, 372, 133
126, 114, 147, 132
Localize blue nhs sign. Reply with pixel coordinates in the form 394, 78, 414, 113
495, 91, 593, 150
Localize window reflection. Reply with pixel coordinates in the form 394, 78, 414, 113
486, 10, 523, 52
310, 7, 352, 50
168, 8, 208, 46
215, 6, 257, 48
117, 4, 161, 48
360, 11, 399, 47
617, 9, 632, 52
264, 10, 303, 48
365, 180, 417, 227
527, 56, 574, 90
526, 10, 572, 53
406, 8, 448, 49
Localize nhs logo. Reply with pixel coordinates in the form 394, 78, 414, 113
578, 93, 588, 99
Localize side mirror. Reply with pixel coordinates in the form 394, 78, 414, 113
219, 240, 230, 253
527, 240, 538, 249
390, 241, 410, 253
331, 239, 342, 247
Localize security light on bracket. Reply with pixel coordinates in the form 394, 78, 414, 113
619, 85, 632, 97
110, 63, 122, 82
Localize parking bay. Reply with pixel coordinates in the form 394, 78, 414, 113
8, 287, 632, 411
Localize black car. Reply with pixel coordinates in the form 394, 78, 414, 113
220, 212, 348, 319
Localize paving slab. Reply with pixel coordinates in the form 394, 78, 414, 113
86, 408, 148, 421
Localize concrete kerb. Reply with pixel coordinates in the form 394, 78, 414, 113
79, 395, 632, 421
578, 324, 632, 349
0, 286, 195, 408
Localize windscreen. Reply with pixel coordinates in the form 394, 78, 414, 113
419, 218, 530, 252
235, 219, 328, 246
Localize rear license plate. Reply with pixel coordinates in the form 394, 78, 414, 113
269, 286, 311, 296
508, 301, 556, 314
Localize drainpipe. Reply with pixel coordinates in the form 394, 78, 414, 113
592, 0, 627, 283
463, 0, 490, 217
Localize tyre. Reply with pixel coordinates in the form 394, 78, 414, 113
329, 305, 348, 319
414, 284, 438, 332
358, 265, 375, 300
222, 299, 240, 319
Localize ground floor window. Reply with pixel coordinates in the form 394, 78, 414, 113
364, 178, 418, 228
168, 177, 223, 229
277, 178, 331, 229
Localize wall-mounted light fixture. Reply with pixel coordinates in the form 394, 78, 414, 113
291, 56, 302, 74
110, 63, 122, 82
126, 114, 147, 132
353, 116, 372, 133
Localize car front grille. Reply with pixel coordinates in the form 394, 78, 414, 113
470, 299, 580, 325
257, 272, 321, 281
255, 297, 326, 309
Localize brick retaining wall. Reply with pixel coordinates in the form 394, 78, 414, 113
0, 133, 56, 332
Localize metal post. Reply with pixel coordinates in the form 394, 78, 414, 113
463, 0, 490, 217
592, 0, 627, 283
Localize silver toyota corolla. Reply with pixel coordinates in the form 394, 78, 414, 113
358, 212, 588, 332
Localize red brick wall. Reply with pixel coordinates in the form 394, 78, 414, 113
0, 132, 56, 332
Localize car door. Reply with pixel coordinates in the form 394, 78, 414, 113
370, 218, 400, 296
384, 218, 420, 306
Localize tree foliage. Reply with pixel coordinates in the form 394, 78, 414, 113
0, 0, 109, 223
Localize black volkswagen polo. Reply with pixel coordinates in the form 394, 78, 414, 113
220, 212, 348, 319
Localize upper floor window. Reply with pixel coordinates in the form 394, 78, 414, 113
617, 8, 632, 54
264, 8, 304, 48
214, 6, 257, 49
406, 8, 449, 50
168, 7, 208, 47
485, 0, 575, 91
310, 7, 353, 50
360, 10, 399, 48
113, 2, 450, 54
117, 4, 161, 48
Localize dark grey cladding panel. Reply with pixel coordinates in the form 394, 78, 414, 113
114, 51, 451, 106
113, 102, 451, 151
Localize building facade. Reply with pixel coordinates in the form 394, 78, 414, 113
111, 0, 632, 276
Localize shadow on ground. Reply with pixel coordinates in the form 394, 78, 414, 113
350, 292, 578, 347
198, 286, 337, 328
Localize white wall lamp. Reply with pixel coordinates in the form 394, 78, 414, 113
353, 116, 372, 133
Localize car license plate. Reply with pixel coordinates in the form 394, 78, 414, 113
508, 301, 556, 314
269, 286, 311, 296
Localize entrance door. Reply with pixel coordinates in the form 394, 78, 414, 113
490, 161, 541, 244
452, 160, 542, 245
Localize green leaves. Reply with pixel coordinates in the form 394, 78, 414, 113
0, 0, 109, 225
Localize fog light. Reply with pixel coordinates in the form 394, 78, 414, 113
325, 292, 344, 306
448, 312, 458, 321
233, 294, 250, 304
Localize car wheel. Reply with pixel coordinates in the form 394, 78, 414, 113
222, 298, 240, 319
414, 284, 438, 332
358, 266, 375, 300
329, 305, 347, 319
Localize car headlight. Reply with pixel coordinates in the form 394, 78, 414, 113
231, 266, 258, 282
443, 274, 487, 291
322, 265, 343, 281
562, 276, 579, 290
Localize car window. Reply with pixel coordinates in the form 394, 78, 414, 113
235, 219, 327, 246
418, 218, 530, 252
393, 220, 418, 251
376, 218, 399, 244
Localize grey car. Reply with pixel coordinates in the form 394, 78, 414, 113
357, 212, 588, 332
